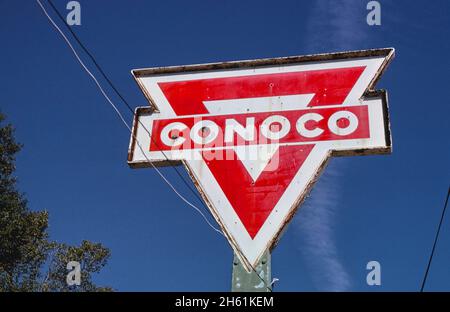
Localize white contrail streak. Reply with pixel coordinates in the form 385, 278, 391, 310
294, 0, 368, 291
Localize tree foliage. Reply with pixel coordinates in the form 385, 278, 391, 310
0, 112, 112, 291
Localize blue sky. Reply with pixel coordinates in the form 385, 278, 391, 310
1, 0, 449, 291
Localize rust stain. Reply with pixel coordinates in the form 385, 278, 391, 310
126, 48, 395, 270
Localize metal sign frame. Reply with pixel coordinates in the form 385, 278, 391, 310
127, 48, 394, 271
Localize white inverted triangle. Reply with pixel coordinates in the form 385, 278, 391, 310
204, 94, 313, 182
234, 144, 279, 182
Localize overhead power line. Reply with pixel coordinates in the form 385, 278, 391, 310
35, 0, 223, 237
45, 0, 214, 219
420, 186, 450, 292
36, 0, 272, 291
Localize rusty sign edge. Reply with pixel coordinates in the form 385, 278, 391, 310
126, 48, 395, 271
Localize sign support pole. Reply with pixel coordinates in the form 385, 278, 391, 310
231, 251, 271, 292
128, 49, 394, 290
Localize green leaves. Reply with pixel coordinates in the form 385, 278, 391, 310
41, 241, 112, 292
0, 112, 112, 292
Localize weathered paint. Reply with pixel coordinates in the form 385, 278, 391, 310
232, 251, 271, 292
127, 48, 394, 272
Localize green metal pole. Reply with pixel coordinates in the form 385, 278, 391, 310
231, 251, 271, 292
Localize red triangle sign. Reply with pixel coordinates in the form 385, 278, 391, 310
128, 49, 394, 270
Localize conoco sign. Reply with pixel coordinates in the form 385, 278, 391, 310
128, 48, 394, 271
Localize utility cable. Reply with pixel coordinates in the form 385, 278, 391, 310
420, 186, 450, 292
36, 0, 224, 237
37, 0, 273, 291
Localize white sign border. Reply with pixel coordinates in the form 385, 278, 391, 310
127, 49, 394, 271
